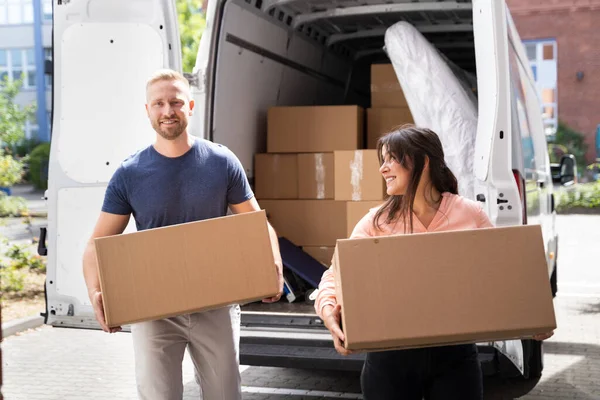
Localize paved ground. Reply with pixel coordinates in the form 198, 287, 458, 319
1, 204, 599, 399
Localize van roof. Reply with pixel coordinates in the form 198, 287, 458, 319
257, 0, 475, 71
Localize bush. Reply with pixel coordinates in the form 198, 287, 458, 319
556, 182, 600, 212
5, 243, 46, 272
13, 138, 41, 158
550, 122, 589, 170
0, 151, 25, 187
0, 266, 26, 293
0, 193, 28, 217
29, 142, 50, 190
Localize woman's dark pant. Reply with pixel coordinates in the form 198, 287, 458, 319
361, 344, 483, 400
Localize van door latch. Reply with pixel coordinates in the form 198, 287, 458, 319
476, 194, 486, 203
497, 198, 509, 205
38, 227, 48, 256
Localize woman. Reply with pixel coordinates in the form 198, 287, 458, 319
314, 125, 552, 400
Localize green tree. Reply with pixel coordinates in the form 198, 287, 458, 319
0, 76, 36, 150
177, 0, 207, 73
551, 121, 589, 169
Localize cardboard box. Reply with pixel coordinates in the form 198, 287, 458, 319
267, 106, 364, 153
303, 246, 335, 267
371, 64, 408, 107
334, 150, 386, 201
367, 107, 414, 149
298, 153, 334, 199
260, 200, 382, 246
254, 154, 298, 199
333, 225, 557, 351
95, 211, 279, 327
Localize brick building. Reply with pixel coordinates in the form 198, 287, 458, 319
506, 0, 600, 164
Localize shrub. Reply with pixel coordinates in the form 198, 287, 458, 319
0, 266, 26, 293
0, 152, 25, 187
29, 142, 50, 190
556, 182, 600, 212
0, 194, 28, 217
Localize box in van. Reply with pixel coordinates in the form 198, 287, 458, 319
259, 200, 382, 246
334, 150, 386, 201
254, 154, 299, 199
267, 106, 364, 153
367, 107, 415, 149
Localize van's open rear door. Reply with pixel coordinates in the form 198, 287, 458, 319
472, 0, 526, 375
45, 0, 181, 329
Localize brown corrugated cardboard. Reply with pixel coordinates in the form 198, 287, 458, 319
95, 211, 279, 328
371, 64, 408, 107
254, 154, 298, 199
303, 246, 335, 267
333, 225, 557, 351
298, 153, 334, 199
267, 106, 364, 153
260, 200, 382, 246
367, 107, 414, 149
334, 150, 386, 201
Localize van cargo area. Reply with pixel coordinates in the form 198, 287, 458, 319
206, 0, 493, 372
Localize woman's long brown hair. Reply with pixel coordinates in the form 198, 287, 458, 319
373, 125, 459, 233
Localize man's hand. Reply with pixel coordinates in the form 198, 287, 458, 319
263, 262, 284, 303
91, 291, 122, 333
533, 331, 554, 341
322, 304, 352, 356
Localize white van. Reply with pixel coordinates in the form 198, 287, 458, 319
42, 0, 575, 381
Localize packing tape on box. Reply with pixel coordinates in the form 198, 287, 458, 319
350, 150, 363, 201
370, 82, 402, 93
315, 153, 326, 199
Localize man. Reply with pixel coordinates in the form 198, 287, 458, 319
82, 68, 284, 400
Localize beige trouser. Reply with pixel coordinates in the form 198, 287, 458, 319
131, 305, 242, 400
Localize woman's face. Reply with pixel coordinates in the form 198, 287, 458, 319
379, 146, 411, 196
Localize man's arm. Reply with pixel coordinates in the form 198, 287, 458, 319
83, 211, 130, 332
229, 197, 283, 303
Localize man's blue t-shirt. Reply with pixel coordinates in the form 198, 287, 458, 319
101, 138, 254, 231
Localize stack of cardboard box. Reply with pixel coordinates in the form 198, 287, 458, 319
367, 64, 415, 149
256, 105, 385, 268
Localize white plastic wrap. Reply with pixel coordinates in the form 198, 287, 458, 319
384, 21, 478, 200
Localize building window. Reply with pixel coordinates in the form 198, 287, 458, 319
0, 47, 37, 89
44, 46, 51, 88
25, 120, 39, 139
524, 39, 558, 136
42, 0, 51, 21
0, 0, 35, 25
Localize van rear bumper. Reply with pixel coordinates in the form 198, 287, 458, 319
239, 327, 499, 374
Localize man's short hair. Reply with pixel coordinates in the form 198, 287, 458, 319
146, 69, 191, 98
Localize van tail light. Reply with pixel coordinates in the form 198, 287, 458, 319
512, 169, 527, 225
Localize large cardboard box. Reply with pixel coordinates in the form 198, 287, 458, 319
255, 154, 298, 199
260, 200, 382, 246
333, 225, 557, 351
95, 211, 279, 327
334, 150, 386, 201
303, 246, 335, 267
367, 107, 414, 149
267, 106, 364, 153
298, 153, 334, 199
371, 64, 408, 107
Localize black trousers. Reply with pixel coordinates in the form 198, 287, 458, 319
361, 344, 483, 400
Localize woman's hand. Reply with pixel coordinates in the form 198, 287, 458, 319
322, 304, 353, 356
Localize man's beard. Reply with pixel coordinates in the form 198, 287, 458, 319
152, 118, 187, 140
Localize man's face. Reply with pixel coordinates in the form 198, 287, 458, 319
145, 79, 194, 140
